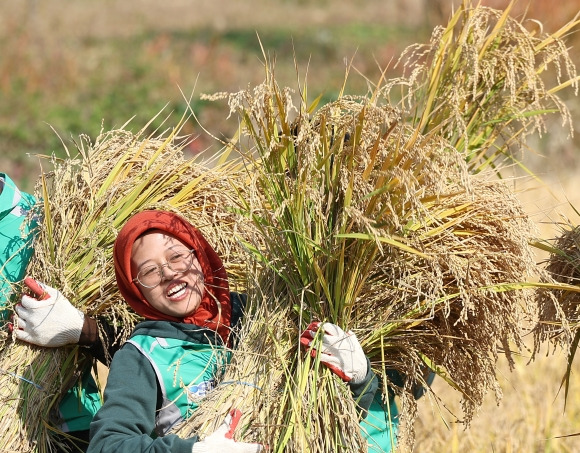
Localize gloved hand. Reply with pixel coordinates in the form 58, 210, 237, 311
191, 409, 264, 453
14, 278, 85, 347
300, 321, 368, 384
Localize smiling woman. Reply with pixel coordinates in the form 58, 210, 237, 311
88, 209, 266, 452
112, 210, 232, 341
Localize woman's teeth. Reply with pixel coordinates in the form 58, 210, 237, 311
167, 282, 187, 298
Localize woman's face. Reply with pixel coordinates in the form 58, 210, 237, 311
131, 230, 204, 318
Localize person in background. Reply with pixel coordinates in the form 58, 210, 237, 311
0, 172, 37, 324
0, 172, 109, 453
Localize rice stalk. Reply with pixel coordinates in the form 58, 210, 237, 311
0, 119, 253, 452
176, 265, 365, 452
532, 211, 580, 407
176, 46, 541, 449
390, 0, 579, 176
536, 219, 580, 336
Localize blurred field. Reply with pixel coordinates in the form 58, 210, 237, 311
414, 346, 580, 452
3, 1, 580, 451
0, 0, 434, 190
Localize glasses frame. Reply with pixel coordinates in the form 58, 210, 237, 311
132, 248, 196, 289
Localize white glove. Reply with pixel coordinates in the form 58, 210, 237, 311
14, 279, 84, 347
300, 322, 368, 384
192, 409, 264, 453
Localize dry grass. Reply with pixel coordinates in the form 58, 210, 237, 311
414, 342, 580, 452
149, 3, 580, 451
0, 119, 255, 452
538, 224, 580, 328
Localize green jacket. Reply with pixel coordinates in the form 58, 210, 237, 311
361, 391, 400, 452
360, 368, 436, 452
88, 320, 222, 453
127, 333, 229, 437
88, 311, 380, 453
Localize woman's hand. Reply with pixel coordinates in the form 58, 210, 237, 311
13, 278, 85, 347
191, 409, 265, 453
300, 321, 368, 384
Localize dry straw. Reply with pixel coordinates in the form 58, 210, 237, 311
0, 119, 253, 452
176, 1, 580, 451
533, 215, 580, 407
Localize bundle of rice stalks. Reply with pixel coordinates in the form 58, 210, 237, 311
533, 214, 580, 404
537, 220, 580, 334
0, 121, 252, 452
175, 62, 540, 451
391, 0, 579, 174
176, 2, 580, 450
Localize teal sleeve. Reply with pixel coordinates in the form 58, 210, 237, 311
0, 179, 38, 312
87, 344, 196, 453
348, 357, 379, 419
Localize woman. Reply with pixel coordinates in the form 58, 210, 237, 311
88, 209, 379, 452
87, 210, 265, 452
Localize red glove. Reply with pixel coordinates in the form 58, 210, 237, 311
191, 409, 265, 453
7, 278, 50, 332
22, 277, 50, 300
300, 321, 368, 384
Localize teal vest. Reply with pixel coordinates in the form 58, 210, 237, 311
360, 392, 399, 452
56, 368, 103, 433
0, 173, 38, 321
127, 334, 230, 436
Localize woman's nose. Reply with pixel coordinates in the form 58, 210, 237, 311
159, 263, 177, 281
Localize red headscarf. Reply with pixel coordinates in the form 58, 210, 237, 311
113, 210, 231, 343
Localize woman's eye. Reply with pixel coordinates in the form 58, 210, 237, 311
142, 266, 158, 276
169, 252, 186, 262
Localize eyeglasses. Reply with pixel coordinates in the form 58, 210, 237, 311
132, 248, 196, 288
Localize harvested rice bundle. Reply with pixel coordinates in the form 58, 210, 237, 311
0, 125, 251, 452
533, 219, 580, 402
368, 180, 539, 439
178, 3, 580, 449
536, 222, 580, 337
176, 70, 539, 452
393, 0, 579, 175
174, 289, 309, 447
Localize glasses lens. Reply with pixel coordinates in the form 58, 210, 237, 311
168, 249, 194, 273
137, 265, 162, 288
